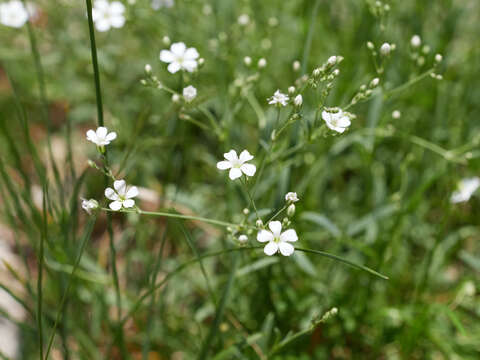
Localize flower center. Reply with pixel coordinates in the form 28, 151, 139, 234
273, 236, 280, 243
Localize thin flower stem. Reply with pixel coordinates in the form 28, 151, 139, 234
383, 68, 435, 99
267, 204, 288, 223
101, 207, 253, 229
85, 0, 126, 355
241, 177, 260, 221
301, 0, 322, 75
37, 185, 47, 360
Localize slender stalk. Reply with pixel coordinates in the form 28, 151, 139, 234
383, 68, 435, 99
266, 204, 287, 224
101, 207, 251, 229
85, 0, 126, 355
44, 217, 97, 359
241, 177, 260, 221
37, 184, 48, 359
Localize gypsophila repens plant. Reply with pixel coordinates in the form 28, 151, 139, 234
5, 0, 480, 358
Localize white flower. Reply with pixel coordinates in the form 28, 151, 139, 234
86, 126, 117, 146
258, 58, 267, 68
450, 177, 480, 204
237, 13, 250, 26
217, 150, 256, 180
92, 0, 125, 32
243, 56, 252, 66
370, 78, 380, 87
151, 0, 174, 10
410, 35, 421, 48
285, 192, 299, 203
435, 54, 443, 62
160, 42, 199, 74
81, 198, 99, 215
268, 90, 289, 106
292, 60, 301, 71
327, 56, 337, 65
257, 221, 298, 256
182, 85, 197, 102
0, 0, 28, 28
380, 42, 391, 55
322, 109, 351, 133
392, 110, 401, 119
294, 94, 303, 106
238, 234, 248, 243
105, 179, 139, 211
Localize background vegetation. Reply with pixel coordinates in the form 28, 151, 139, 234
0, 0, 479, 358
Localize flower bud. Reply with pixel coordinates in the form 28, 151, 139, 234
288, 86, 296, 94
287, 204, 296, 217
162, 35, 171, 46
244, 56, 252, 66
258, 58, 267, 68
367, 41, 374, 50
370, 78, 380, 88
292, 60, 301, 71
255, 219, 263, 227
327, 56, 337, 65
410, 35, 421, 48
380, 42, 391, 55
238, 234, 248, 243
435, 54, 443, 62
144, 64, 152, 73
294, 94, 303, 107
242, 208, 250, 215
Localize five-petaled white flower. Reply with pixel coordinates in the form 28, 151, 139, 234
268, 90, 289, 106
217, 150, 256, 180
322, 109, 351, 133
285, 192, 299, 203
86, 126, 117, 147
151, 0, 174, 10
92, 0, 125, 32
160, 42, 199, 74
257, 221, 298, 256
0, 0, 28, 28
183, 85, 197, 102
450, 177, 480, 204
81, 198, 99, 215
105, 179, 139, 211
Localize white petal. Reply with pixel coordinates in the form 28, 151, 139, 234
257, 230, 274, 243
182, 60, 198, 72
160, 50, 174, 63
278, 242, 294, 256
224, 150, 238, 162
96, 127, 108, 138
280, 229, 298, 243
184, 47, 199, 60
170, 42, 186, 56
113, 180, 126, 195
450, 192, 466, 203
105, 187, 118, 200
110, 14, 125, 28
86, 129, 97, 142
239, 150, 254, 163
228, 167, 243, 180
109, 200, 122, 211
122, 199, 135, 208
110, 1, 125, 15
106, 132, 117, 141
125, 186, 138, 199
268, 221, 282, 237
240, 164, 256, 177
337, 116, 351, 128
167, 62, 181, 74
216, 161, 232, 170
264, 242, 278, 256
95, 19, 111, 32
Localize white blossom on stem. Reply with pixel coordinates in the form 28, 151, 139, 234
105, 180, 139, 211
92, 0, 125, 32
268, 90, 289, 106
160, 42, 199, 74
257, 221, 298, 256
86, 126, 117, 146
217, 150, 256, 180
322, 109, 351, 133
450, 177, 480, 204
